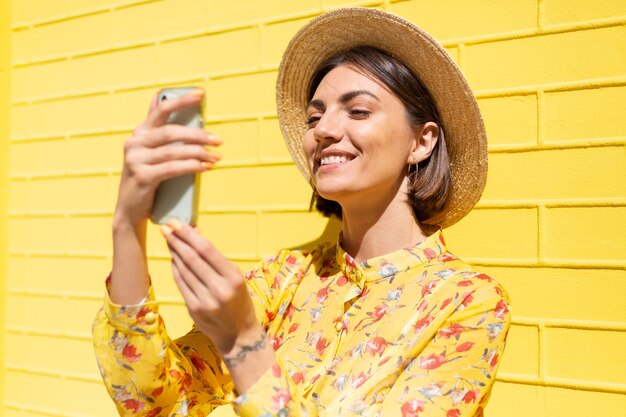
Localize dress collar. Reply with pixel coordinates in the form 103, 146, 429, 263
335, 229, 447, 289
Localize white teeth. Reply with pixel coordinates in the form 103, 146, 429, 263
320, 155, 349, 166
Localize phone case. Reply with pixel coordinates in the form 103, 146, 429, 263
150, 87, 203, 225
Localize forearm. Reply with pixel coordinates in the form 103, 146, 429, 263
222, 323, 276, 394
110, 216, 150, 304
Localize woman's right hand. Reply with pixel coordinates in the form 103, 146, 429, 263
114, 89, 223, 229
109, 89, 222, 304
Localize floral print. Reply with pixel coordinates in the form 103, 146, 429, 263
93, 230, 511, 416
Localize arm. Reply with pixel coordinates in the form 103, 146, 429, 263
93, 89, 226, 416
109, 88, 222, 304
93, 281, 236, 416
161, 221, 277, 395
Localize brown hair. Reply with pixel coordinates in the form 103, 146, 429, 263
307, 46, 452, 225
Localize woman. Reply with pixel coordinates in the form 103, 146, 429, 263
93, 8, 510, 417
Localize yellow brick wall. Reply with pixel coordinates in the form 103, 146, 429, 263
1, 0, 624, 416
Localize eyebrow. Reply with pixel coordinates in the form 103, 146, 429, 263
307, 90, 381, 110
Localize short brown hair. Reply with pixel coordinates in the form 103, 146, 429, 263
307, 46, 451, 225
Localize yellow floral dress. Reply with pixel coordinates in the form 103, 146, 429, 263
93, 230, 511, 417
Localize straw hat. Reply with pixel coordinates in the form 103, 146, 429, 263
276, 7, 487, 228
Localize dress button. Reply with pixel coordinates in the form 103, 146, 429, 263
335, 321, 343, 332
144, 312, 157, 324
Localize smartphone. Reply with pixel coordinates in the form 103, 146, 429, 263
150, 87, 203, 225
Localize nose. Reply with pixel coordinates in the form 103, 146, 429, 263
313, 110, 343, 143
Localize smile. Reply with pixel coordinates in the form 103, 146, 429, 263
320, 155, 351, 166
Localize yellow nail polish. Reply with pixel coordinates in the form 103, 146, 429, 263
161, 224, 173, 236
202, 161, 215, 170
168, 218, 183, 231
190, 89, 204, 97
207, 133, 224, 145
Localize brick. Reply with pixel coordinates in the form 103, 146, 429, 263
200, 165, 311, 209
27, 176, 116, 213
545, 385, 626, 416
4, 371, 118, 417
390, 0, 537, 41
30, 94, 112, 136
206, 72, 275, 118
485, 381, 545, 417
12, 0, 70, 25
12, 59, 71, 100
6, 295, 102, 334
260, 117, 291, 161
444, 46, 459, 65
546, 327, 626, 384
544, 86, 626, 142
112, 0, 209, 45
8, 181, 28, 211
482, 146, 626, 201
5, 334, 97, 376
543, 206, 626, 261
543, 0, 626, 26
64, 378, 121, 417
67, 133, 125, 171
7, 256, 110, 294
197, 213, 258, 258
498, 324, 539, 377
158, 303, 194, 339
482, 266, 626, 322
146, 212, 258, 259
9, 139, 68, 176
158, 28, 259, 80
258, 211, 336, 256
146, 258, 181, 298
444, 208, 538, 260
10, 104, 32, 137
13, 12, 113, 62
205, 119, 259, 163
8, 217, 66, 253
70, 45, 159, 93
207, 0, 319, 26
263, 17, 314, 67
65, 216, 112, 253
111, 87, 158, 128
5, 370, 65, 410
70, 0, 120, 14
465, 26, 626, 90
478, 94, 537, 146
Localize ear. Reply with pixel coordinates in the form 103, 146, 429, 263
408, 122, 439, 164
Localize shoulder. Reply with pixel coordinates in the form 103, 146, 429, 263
434, 251, 511, 318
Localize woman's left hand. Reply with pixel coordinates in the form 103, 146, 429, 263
161, 220, 262, 355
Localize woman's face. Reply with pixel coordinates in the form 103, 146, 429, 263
303, 64, 422, 204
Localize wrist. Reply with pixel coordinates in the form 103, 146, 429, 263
112, 213, 146, 236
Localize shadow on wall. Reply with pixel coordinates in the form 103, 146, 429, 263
292, 216, 343, 251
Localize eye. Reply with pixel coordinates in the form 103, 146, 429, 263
306, 115, 321, 128
349, 109, 371, 119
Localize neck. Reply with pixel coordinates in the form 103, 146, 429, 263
338, 179, 429, 263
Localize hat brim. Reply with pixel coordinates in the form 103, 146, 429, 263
276, 7, 487, 228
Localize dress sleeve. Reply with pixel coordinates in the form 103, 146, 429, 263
232, 278, 511, 417
92, 276, 236, 416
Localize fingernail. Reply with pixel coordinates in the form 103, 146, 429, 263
206, 150, 222, 161
168, 218, 183, 231
161, 224, 173, 236
202, 161, 215, 170
190, 89, 204, 97
207, 133, 224, 145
